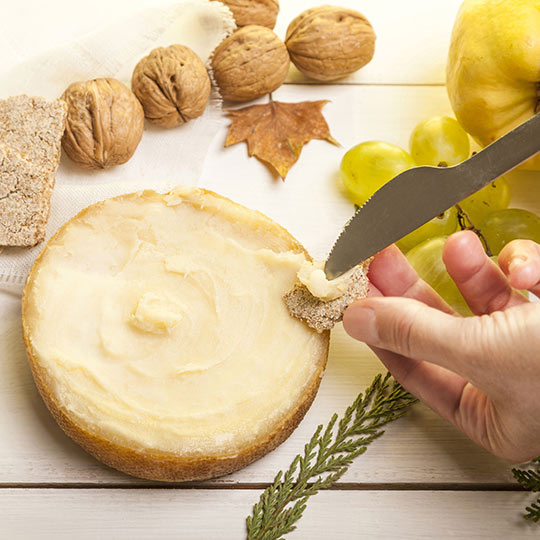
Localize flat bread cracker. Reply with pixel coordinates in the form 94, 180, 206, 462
284, 261, 370, 332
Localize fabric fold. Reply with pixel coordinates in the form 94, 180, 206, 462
0, 0, 235, 294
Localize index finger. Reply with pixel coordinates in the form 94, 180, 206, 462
368, 244, 456, 314
442, 231, 528, 314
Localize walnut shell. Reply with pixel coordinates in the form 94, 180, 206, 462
61, 78, 144, 169
285, 6, 376, 82
211, 25, 289, 102
221, 0, 279, 29
131, 45, 211, 128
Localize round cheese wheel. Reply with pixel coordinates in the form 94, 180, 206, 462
22, 187, 329, 481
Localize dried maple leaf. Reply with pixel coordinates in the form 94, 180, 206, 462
225, 98, 338, 179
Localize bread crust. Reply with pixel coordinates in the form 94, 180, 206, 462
22, 188, 329, 482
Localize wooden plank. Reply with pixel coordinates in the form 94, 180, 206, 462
1, 2, 538, 490
0, 0, 461, 85
0, 292, 516, 486
200, 83, 540, 258
201, 84, 458, 262
1, 488, 537, 539
1, 82, 534, 486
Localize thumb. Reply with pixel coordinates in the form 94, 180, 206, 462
342, 296, 526, 383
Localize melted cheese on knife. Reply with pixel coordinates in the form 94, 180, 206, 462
297, 260, 356, 301
24, 187, 330, 457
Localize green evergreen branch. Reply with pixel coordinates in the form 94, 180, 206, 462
513, 468, 540, 492
524, 498, 540, 523
246, 373, 417, 540
512, 457, 540, 522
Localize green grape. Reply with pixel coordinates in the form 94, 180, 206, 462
340, 141, 416, 206
406, 236, 472, 316
409, 116, 470, 167
479, 208, 540, 255
458, 177, 511, 225
396, 206, 459, 253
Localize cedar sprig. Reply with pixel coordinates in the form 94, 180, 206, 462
246, 373, 417, 540
513, 467, 540, 492
524, 498, 540, 523
512, 457, 540, 522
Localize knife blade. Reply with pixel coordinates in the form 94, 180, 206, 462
325, 113, 540, 280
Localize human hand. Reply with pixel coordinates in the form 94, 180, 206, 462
342, 230, 540, 462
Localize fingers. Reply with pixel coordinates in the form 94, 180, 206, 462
366, 281, 382, 297
368, 345, 504, 459
442, 231, 528, 314
498, 239, 540, 296
342, 295, 533, 386
343, 296, 476, 379
368, 244, 455, 314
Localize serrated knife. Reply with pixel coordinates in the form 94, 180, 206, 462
325, 113, 540, 280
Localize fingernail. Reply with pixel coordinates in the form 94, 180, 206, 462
343, 304, 379, 344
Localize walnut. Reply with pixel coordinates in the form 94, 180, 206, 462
131, 45, 211, 128
221, 0, 279, 29
61, 78, 144, 169
211, 25, 289, 102
285, 6, 376, 82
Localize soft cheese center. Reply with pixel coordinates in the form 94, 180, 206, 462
130, 292, 184, 334
24, 188, 326, 457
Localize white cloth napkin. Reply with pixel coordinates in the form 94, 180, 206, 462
0, 0, 235, 294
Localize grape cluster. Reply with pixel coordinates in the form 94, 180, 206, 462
340, 116, 540, 314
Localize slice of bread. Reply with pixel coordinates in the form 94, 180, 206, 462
284, 262, 370, 332
0, 144, 55, 246
0, 95, 66, 247
22, 187, 329, 482
0, 95, 66, 174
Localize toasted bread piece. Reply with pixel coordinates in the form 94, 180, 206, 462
0, 95, 67, 246
22, 187, 329, 482
0, 144, 54, 246
0, 95, 66, 174
284, 262, 370, 332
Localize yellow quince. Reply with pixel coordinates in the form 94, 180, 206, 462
447, 0, 540, 169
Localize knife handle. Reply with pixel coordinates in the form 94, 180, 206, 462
456, 113, 540, 191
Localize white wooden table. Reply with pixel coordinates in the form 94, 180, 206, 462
1, 0, 539, 537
